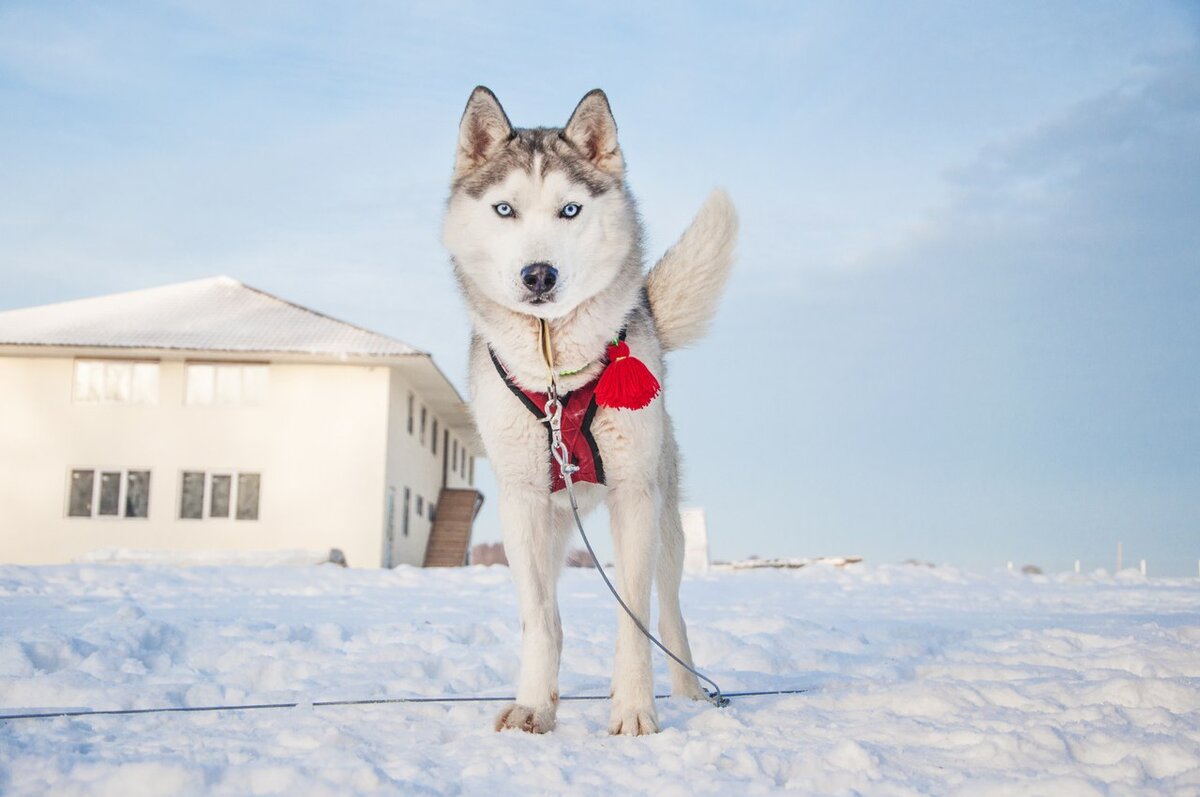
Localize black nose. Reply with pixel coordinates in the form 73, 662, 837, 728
520, 262, 558, 296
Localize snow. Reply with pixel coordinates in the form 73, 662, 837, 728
0, 276, 421, 356
73, 548, 343, 567
1, 562, 1198, 796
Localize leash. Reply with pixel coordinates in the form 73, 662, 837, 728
539, 319, 730, 708
0, 688, 809, 723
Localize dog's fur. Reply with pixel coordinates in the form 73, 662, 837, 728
442, 87, 737, 735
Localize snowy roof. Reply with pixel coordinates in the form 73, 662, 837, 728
0, 276, 423, 357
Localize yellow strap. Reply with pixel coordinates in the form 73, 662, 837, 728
539, 319, 556, 388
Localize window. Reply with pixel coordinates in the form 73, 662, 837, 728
67, 468, 151, 518
125, 471, 150, 518
185, 363, 268, 406
432, 419, 439, 454
210, 474, 232, 517
403, 487, 411, 537
469, 456, 475, 485
460, 448, 467, 478
73, 360, 159, 404
452, 440, 459, 474
430, 502, 436, 522
97, 471, 121, 516
416, 495, 424, 517
180, 472, 205, 519
407, 392, 414, 434
236, 473, 260, 520
68, 470, 94, 517
385, 487, 396, 539
179, 471, 261, 520
420, 406, 427, 444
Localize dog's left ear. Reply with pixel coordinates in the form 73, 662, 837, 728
563, 89, 624, 177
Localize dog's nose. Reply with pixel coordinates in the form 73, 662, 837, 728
520, 262, 558, 296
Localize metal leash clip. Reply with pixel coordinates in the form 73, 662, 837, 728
543, 387, 579, 482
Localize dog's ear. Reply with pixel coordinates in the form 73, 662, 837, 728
455, 86, 513, 178
563, 89, 624, 177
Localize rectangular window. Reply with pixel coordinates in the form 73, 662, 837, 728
432, 419, 439, 454
180, 471, 205, 519
185, 364, 215, 405
209, 474, 232, 518
131, 364, 158, 403
461, 448, 467, 478
416, 495, 424, 518
97, 471, 121, 516
403, 487, 411, 537
67, 468, 150, 518
73, 360, 159, 404
386, 486, 396, 539
452, 439, 459, 474
68, 470, 95, 517
407, 392, 414, 434
469, 456, 475, 485
420, 406, 427, 444
236, 473, 261, 520
214, 365, 240, 403
125, 471, 150, 518
179, 471, 259, 520
185, 363, 268, 406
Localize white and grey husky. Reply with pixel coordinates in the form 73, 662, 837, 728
442, 86, 737, 735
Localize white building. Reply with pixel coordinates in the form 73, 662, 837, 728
680, 507, 710, 574
0, 276, 482, 568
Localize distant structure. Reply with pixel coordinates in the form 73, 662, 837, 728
680, 507, 710, 574
0, 277, 483, 568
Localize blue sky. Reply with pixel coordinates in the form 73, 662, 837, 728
2, 1, 1197, 573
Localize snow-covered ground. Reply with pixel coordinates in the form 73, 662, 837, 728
1, 562, 1198, 796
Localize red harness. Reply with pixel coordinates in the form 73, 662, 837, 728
490, 349, 606, 493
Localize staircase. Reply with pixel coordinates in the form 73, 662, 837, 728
423, 488, 484, 567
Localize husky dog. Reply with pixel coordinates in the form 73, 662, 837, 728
442, 86, 737, 735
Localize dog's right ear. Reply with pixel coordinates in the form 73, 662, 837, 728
455, 86, 513, 178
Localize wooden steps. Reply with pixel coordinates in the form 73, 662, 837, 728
423, 488, 483, 567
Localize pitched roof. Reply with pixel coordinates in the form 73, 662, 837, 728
0, 276, 423, 357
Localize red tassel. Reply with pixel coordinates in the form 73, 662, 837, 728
595, 341, 661, 410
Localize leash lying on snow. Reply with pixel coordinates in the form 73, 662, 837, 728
0, 689, 813, 723
536, 318, 730, 708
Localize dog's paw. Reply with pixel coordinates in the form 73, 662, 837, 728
494, 703, 556, 734
608, 704, 659, 736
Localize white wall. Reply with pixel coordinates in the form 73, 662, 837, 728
0, 355, 394, 567
381, 369, 476, 567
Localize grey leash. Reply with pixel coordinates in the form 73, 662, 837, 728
543, 386, 730, 708
1, 688, 811, 722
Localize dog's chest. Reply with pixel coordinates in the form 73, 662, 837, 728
469, 343, 664, 490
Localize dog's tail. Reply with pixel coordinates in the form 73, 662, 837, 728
645, 189, 738, 352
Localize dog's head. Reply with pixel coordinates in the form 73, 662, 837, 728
442, 87, 638, 319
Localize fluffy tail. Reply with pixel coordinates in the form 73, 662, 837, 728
645, 189, 738, 352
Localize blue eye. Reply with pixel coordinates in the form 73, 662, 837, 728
560, 202, 582, 219
494, 202, 514, 218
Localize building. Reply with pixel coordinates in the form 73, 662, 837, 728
0, 276, 482, 568
680, 507, 710, 574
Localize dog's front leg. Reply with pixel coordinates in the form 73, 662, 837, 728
495, 486, 567, 733
607, 482, 661, 735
